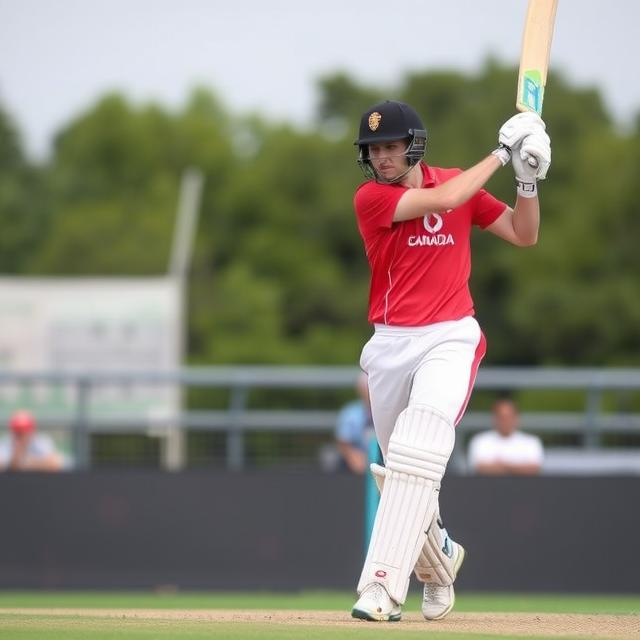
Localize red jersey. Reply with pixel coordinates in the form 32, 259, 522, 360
354, 162, 507, 326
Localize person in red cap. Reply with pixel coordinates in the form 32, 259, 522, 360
0, 410, 64, 472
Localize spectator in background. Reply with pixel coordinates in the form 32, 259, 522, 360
335, 372, 376, 474
0, 410, 64, 472
468, 397, 544, 475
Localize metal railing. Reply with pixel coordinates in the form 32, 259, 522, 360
1, 366, 639, 470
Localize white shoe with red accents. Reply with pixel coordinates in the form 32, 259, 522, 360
351, 582, 402, 622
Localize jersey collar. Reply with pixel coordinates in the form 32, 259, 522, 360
420, 162, 436, 187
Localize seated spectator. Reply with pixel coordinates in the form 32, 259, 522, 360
468, 397, 544, 475
0, 410, 64, 472
335, 372, 376, 474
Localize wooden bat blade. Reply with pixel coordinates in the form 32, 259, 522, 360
516, 0, 559, 114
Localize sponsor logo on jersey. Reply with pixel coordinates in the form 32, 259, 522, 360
408, 234, 454, 247
423, 213, 443, 233
408, 212, 455, 247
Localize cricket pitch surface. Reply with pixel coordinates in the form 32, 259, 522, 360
3, 608, 639, 638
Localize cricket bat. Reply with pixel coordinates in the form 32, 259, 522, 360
516, 0, 559, 115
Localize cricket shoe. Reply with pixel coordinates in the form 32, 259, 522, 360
351, 582, 401, 622
422, 542, 466, 621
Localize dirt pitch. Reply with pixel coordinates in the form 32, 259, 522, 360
3, 608, 639, 639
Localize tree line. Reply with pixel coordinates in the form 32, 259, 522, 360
1, 61, 639, 367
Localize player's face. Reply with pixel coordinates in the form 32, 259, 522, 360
368, 139, 409, 181
493, 401, 519, 436
12, 431, 32, 446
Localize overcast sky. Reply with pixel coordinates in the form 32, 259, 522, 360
1, 0, 638, 158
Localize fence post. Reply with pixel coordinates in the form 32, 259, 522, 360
73, 377, 92, 470
227, 385, 248, 470
584, 387, 603, 449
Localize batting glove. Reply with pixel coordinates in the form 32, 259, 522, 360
522, 130, 551, 180
513, 130, 551, 197
491, 144, 511, 166
499, 112, 546, 151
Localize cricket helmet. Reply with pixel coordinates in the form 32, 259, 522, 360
355, 100, 427, 182
9, 410, 36, 434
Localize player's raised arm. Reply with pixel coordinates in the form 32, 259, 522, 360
393, 113, 547, 223
393, 154, 503, 222
486, 126, 551, 246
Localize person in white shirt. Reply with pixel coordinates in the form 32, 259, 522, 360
0, 410, 64, 472
468, 397, 544, 475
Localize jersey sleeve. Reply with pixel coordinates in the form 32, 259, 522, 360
354, 181, 405, 237
471, 188, 508, 229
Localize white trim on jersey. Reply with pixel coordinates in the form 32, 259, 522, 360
384, 268, 393, 325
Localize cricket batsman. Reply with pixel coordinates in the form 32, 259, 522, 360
350, 100, 551, 621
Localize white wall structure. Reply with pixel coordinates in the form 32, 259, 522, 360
0, 277, 184, 467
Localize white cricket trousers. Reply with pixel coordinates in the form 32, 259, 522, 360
359, 316, 486, 457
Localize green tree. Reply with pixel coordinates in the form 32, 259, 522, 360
31, 89, 235, 275
0, 105, 47, 273
3, 61, 637, 366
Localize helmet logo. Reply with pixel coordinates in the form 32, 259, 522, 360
368, 112, 382, 131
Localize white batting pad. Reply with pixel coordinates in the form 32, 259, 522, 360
369, 461, 462, 586
370, 462, 385, 493
358, 406, 454, 604
414, 517, 459, 586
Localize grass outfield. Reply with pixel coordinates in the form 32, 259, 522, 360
0, 591, 639, 613
0, 591, 638, 640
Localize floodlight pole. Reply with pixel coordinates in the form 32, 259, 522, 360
165, 167, 204, 470
169, 168, 205, 279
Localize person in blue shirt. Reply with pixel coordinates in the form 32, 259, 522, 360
335, 372, 376, 474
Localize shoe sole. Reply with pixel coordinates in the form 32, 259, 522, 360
351, 607, 401, 622
423, 545, 466, 622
